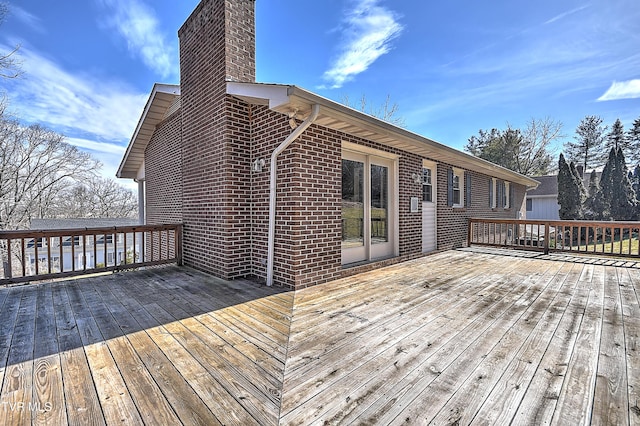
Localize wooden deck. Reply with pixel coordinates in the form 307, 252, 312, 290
1, 248, 639, 425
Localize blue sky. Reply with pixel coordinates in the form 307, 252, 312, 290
1, 0, 639, 183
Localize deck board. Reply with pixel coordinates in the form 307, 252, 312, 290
0, 249, 639, 424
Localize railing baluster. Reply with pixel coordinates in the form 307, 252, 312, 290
47, 236, 52, 274
21, 238, 26, 278
466, 218, 640, 261
0, 224, 182, 285
59, 236, 63, 272
7, 239, 12, 279
34, 236, 39, 276
82, 235, 87, 271
71, 235, 76, 271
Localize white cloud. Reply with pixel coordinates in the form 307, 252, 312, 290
6, 5, 43, 33
5, 46, 147, 142
98, 0, 177, 78
321, 0, 403, 89
544, 5, 589, 25
66, 137, 126, 155
597, 79, 640, 101
66, 138, 133, 185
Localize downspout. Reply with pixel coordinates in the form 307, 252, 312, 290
266, 104, 320, 286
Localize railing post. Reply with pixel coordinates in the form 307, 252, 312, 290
176, 224, 183, 266
543, 222, 550, 255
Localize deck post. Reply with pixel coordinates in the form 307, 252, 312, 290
543, 222, 550, 255
176, 224, 183, 266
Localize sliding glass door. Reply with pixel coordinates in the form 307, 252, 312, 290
342, 151, 395, 264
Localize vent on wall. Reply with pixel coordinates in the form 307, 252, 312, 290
410, 197, 419, 213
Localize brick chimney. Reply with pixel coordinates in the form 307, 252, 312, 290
177, 0, 255, 278
178, 0, 255, 86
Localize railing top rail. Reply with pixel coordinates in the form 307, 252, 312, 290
469, 218, 640, 227
0, 223, 182, 239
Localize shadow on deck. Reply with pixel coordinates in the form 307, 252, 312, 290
1, 248, 639, 425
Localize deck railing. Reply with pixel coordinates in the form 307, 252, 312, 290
0, 224, 182, 285
468, 218, 640, 258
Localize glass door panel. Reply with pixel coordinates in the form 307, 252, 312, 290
370, 164, 388, 244
342, 158, 365, 251
342, 152, 395, 265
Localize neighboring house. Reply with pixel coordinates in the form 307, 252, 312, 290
27, 218, 139, 274
526, 170, 597, 220
525, 175, 560, 220
117, 0, 539, 289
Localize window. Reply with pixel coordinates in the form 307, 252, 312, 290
448, 168, 465, 208
490, 179, 512, 209
503, 182, 511, 209
490, 178, 497, 209
453, 175, 461, 205
422, 168, 433, 202
526, 198, 533, 212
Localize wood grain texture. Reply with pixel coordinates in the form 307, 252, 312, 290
0, 249, 638, 425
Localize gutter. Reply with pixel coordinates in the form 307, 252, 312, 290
266, 104, 320, 286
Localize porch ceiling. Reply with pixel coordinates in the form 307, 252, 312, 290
227, 82, 540, 190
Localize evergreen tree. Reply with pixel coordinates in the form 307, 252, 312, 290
628, 117, 640, 166
605, 118, 628, 156
557, 154, 585, 219
632, 165, 640, 201
569, 160, 587, 201
633, 165, 640, 217
609, 148, 637, 220
599, 148, 637, 220
565, 115, 607, 172
584, 170, 606, 220
598, 148, 616, 220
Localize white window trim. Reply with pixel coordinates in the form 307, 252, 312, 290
491, 178, 497, 209
504, 181, 511, 209
422, 165, 434, 203
452, 167, 464, 208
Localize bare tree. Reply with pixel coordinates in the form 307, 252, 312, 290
0, 3, 22, 79
465, 118, 560, 176
516, 117, 563, 175
342, 94, 406, 127
0, 116, 99, 230
52, 177, 137, 219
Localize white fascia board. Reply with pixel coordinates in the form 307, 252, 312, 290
117, 83, 180, 179
226, 82, 291, 110
226, 83, 540, 190
526, 194, 558, 199
286, 86, 540, 190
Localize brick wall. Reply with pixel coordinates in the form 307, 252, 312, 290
436, 164, 526, 250
143, 0, 531, 288
178, 0, 255, 279
248, 106, 342, 288
246, 104, 425, 288
144, 111, 183, 262
145, 111, 183, 225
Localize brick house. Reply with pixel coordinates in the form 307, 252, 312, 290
117, 0, 538, 289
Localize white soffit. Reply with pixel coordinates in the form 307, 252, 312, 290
117, 83, 180, 179
227, 82, 539, 189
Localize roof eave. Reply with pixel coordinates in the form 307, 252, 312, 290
226, 82, 539, 189
117, 83, 181, 180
